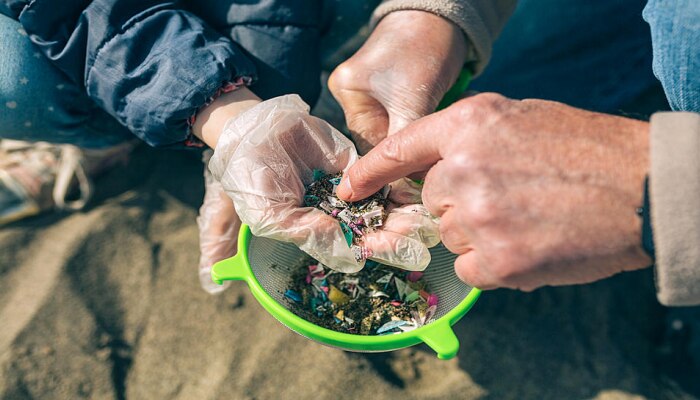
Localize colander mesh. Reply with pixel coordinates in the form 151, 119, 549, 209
247, 235, 473, 322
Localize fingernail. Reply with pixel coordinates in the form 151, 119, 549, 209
337, 176, 353, 200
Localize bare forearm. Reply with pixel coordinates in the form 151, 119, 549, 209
192, 87, 262, 148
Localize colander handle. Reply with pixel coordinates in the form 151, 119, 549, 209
211, 253, 251, 284
418, 320, 460, 360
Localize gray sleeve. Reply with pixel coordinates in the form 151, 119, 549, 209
650, 112, 700, 306
370, 0, 517, 76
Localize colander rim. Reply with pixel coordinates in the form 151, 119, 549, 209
216, 225, 481, 352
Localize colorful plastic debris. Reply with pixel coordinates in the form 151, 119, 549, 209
328, 285, 350, 305
285, 259, 437, 335
304, 170, 390, 262
406, 271, 424, 282
377, 320, 409, 334
284, 289, 302, 303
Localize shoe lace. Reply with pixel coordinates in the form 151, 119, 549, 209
54, 145, 92, 210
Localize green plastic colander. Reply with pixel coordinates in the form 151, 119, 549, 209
211, 225, 480, 359
211, 70, 478, 359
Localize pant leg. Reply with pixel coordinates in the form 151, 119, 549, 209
0, 14, 134, 149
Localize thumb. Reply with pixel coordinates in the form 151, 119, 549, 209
329, 72, 389, 155
198, 158, 241, 294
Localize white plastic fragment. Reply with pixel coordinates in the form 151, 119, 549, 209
318, 201, 334, 213
327, 196, 346, 208
337, 209, 355, 224
376, 273, 393, 284
377, 320, 409, 334
362, 206, 384, 227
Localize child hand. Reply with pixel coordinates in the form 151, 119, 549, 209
208, 95, 439, 272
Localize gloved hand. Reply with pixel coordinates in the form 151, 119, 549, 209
328, 10, 469, 154
197, 149, 241, 294
208, 94, 439, 273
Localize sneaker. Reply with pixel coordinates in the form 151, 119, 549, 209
0, 139, 137, 225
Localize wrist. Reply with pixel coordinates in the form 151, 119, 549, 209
378, 10, 470, 66
193, 87, 262, 148
627, 119, 653, 267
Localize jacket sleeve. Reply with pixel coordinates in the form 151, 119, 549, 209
12, 0, 257, 147
650, 112, 700, 306
370, 0, 517, 76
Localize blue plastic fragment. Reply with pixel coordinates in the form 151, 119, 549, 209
304, 194, 319, 206
329, 177, 341, 185
284, 289, 302, 303
339, 222, 353, 247
364, 260, 379, 268
313, 169, 326, 181
376, 320, 409, 334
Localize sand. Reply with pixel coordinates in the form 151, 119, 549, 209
2, 86, 700, 399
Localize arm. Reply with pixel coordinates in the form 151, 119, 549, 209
12, 0, 257, 147
370, 0, 517, 75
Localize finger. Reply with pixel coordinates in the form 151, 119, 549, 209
437, 210, 471, 255
336, 110, 450, 201
454, 251, 498, 290
383, 204, 441, 248
256, 206, 364, 273
387, 178, 423, 205
334, 89, 390, 155
363, 230, 431, 271
198, 178, 241, 294
329, 66, 390, 155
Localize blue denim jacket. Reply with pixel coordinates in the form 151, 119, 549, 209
0, 0, 324, 147
644, 0, 700, 112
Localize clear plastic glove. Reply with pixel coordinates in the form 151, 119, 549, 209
197, 149, 241, 294
209, 94, 439, 272
328, 10, 469, 154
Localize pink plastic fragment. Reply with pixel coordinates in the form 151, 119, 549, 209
390, 300, 402, 307
427, 294, 439, 307
348, 222, 363, 236
406, 272, 424, 282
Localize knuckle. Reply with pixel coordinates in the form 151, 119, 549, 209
328, 62, 357, 95
463, 192, 499, 228
474, 92, 507, 105
379, 135, 406, 164
453, 92, 507, 117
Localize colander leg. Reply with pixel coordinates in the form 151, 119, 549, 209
418, 321, 460, 360
211, 253, 250, 284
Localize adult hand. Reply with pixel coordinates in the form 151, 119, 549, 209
336, 93, 653, 290
208, 94, 439, 273
328, 10, 468, 154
